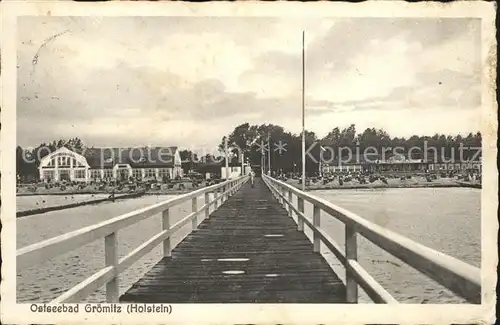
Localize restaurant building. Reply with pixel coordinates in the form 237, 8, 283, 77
39, 146, 183, 183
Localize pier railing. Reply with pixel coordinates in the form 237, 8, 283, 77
17, 175, 249, 303
262, 174, 481, 304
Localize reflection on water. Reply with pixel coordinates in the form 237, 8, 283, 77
17, 188, 480, 303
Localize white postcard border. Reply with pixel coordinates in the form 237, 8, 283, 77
1, 1, 497, 324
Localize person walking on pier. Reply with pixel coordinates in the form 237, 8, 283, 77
250, 169, 255, 187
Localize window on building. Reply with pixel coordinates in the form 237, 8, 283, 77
90, 169, 101, 180
57, 155, 72, 167
59, 169, 71, 181
43, 170, 55, 181
158, 168, 170, 177
132, 169, 142, 179
74, 169, 86, 179
144, 168, 156, 178
103, 169, 113, 179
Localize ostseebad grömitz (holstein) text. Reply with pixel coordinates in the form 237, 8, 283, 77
30, 303, 172, 314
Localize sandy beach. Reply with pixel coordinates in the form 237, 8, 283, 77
16, 182, 204, 196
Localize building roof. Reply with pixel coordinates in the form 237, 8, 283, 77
83, 147, 178, 169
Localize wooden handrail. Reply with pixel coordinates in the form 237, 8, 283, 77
262, 174, 481, 304
17, 175, 249, 303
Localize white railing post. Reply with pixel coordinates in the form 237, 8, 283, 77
313, 205, 321, 253
288, 190, 293, 217
162, 209, 171, 257
346, 225, 358, 303
104, 232, 119, 302
297, 197, 304, 231
214, 188, 219, 209
192, 197, 198, 230
205, 192, 210, 219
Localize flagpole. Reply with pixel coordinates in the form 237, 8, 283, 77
268, 132, 271, 175
301, 31, 306, 191
224, 136, 229, 179
261, 139, 264, 175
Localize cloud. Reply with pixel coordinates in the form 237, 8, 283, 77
17, 16, 481, 149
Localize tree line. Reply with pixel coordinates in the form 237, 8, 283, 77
217, 123, 482, 174
16, 124, 482, 181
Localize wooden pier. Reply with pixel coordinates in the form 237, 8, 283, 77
120, 179, 346, 303
17, 174, 481, 305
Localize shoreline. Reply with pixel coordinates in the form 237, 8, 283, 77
16, 181, 481, 198
16, 189, 194, 197
15, 181, 480, 217
295, 179, 482, 191
302, 182, 481, 191
16, 191, 146, 218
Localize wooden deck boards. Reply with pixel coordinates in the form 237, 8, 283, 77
119, 178, 346, 303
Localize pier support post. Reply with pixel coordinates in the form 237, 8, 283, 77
297, 197, 304, 231
313, 205, 321, 253
214, 189, 219, 209
288, 191, 293, 217
162, 209, 171, 257
192, 197, 198, 230
104, 232, 119, 302
204, 192, 210, 219
345, 225, 358, 303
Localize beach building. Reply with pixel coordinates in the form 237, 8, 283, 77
428, 157, 482, 173
320, 152, 378, 174
320, 151, 482, 175
39, 146, 183, 183
321, 152, 430, 174
367, 155, 430, 173
221, 163, 251, 179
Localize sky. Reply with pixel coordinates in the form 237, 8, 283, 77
17, 17, 482, 150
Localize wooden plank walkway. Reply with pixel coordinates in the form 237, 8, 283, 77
120, 178, 346, 303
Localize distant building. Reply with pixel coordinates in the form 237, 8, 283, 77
321, 152, 481, 174
221, 163, 250, 179
320, 153, 377, 174
39, 146, 183, 183
428, 157, 482, 173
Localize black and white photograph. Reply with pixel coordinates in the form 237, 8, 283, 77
1, 1, 497, 324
